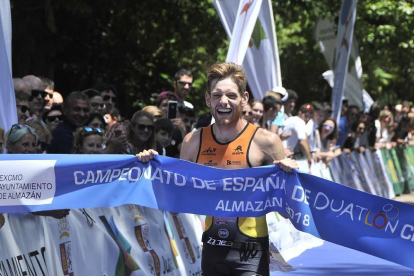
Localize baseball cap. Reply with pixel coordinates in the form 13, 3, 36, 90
157, 91, 178, 105
271, 86, 288, 102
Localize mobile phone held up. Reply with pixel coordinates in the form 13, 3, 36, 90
167, 101, 178, 119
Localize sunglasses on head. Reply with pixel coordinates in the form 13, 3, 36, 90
16, 104, 29, 113
136, 124, 154, 132
82, 126, 104, 135
9, 124, 34, 138
103, 95, 117, 103
46, 115, 64, 122
323, 124, 334, 130
91, 102, 106, 108
178, 81, 192, 88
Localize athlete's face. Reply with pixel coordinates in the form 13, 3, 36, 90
205, 78, 248, 126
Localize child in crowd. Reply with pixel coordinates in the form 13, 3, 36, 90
154, 118, 174, 157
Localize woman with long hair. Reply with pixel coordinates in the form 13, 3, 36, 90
127, 110, 156, 155
250, 99, 264, 127
314, 118, 340, 163
375, 109, 395, 144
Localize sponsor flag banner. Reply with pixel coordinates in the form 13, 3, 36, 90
330, 0, 358, 122
224, 0, 263, 65
214, 0, 282, 100
315, 18, 364, 110
1, 154, 414, 269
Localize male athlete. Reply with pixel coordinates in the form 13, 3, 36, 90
138, 62, 297, 275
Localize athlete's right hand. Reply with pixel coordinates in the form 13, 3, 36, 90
136, 149, 158, 162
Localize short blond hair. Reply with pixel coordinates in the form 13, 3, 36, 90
207, 62, 246, 95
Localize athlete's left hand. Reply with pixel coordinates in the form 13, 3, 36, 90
274, 158, 298, 172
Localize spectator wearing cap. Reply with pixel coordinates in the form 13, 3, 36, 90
173, 69, 194, 108
157, 91, 179, 118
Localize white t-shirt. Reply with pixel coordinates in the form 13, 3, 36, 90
184, 101, 194, 109
305, 119, 318, 152
282, 116, 307, 152
375, 120, 394, 143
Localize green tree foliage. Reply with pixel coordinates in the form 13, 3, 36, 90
10, 0, 414, 118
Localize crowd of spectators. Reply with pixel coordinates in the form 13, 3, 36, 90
2, 71, 414, 175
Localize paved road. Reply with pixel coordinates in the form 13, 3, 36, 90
394, 192, 414, 205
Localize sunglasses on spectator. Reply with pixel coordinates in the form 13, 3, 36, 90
32, 90, 53, 99
103, 95, 117, 103
323, 124, 334, 130
242, 111, 252, 116
136, 124, 154, 132
46, 115, 64, 122
91, 102, 106, 108
82, 127, 104, 135
16, 104, 29, 113
177, 81, 192, 87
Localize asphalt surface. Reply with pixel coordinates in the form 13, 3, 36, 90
394, 192, 414, 205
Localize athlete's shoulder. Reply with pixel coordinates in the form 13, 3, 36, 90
253, 127, 281, 146
180, 129, 202, 162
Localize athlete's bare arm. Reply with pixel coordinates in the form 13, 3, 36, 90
180, 130, 201, 162
250, 128, 298, 171
249, 128, 285, 166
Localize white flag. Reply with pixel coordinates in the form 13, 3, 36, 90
225, 0, 263, 65
315, 18, 363, 111
0, 1, 16, 134
214, 0, 282, 100
331, 0, 358, 122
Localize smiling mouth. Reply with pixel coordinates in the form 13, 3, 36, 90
217, 108, 232, 114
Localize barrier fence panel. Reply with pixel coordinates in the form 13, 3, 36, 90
1, 148, 414, 274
